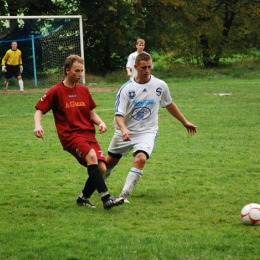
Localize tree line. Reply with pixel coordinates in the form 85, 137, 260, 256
1, 0, 260, 73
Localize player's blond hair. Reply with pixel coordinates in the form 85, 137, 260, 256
63, 55, 84, 77
136, 39, 145, 45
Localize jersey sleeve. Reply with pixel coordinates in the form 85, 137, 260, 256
19, 50, 22, 65
160, 82, 173, 108
35, 87, 57, 114
1, 51, 9, 65
115, 86, 128, 117
126, 52, 135, 69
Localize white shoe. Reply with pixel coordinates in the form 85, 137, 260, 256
120, 192, 130, 204
124, 198, 130, 204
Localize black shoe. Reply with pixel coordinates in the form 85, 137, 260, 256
77, 195, 96, 208
103, 196, 124, 210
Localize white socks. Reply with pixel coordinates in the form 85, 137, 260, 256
4, 81, 9, 90
18, 79, 24, 91
120, 167, 142, 198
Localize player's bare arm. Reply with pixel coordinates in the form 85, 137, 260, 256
126, 67, 132, 78
34, 109, 44, 139
166, 103, 197, 135
115, 115, 131, 141
89, 110, 107, 134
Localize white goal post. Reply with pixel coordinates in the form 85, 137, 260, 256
0, 15, 85, 86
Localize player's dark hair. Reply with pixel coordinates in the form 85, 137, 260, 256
135, 52, 152, 65
63, 55, 84, 77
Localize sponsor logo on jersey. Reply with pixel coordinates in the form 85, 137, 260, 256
133, 99, 154, 106
65, 101, 86, 108
69, 94, 77, 98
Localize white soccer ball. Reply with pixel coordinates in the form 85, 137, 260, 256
241, 203, 260, 226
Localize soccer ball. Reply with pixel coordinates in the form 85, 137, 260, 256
241, 203, 260, 226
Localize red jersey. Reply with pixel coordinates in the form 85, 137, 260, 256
35, 82, 97, 149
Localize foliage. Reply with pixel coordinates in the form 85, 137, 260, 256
1, 0, 260, 72
0, 0, 63, 16
79, 0, 137, 73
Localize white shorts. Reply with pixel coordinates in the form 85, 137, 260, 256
108, 131, 158, 158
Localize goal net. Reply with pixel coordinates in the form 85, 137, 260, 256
0, 15, 85, 87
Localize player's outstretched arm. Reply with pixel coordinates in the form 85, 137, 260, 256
34, 110, 44, 139
166, 102, 197, 135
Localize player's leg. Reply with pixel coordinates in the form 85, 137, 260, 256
104, 153, 122, 180
3, 66, 11, 92
69, 140, 124, 210
104, 132, 131, 180
18, 76, 24, 92
119, 133, 157, 202
119, 151, 147, 201
13, 65, 24, 92
83, 149, 124, 209
3, 78, 9, 93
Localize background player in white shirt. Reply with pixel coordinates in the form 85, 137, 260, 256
105, 52, 197, 203
126, 38, 148, 80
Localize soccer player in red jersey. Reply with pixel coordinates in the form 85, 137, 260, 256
33, 55, 124, 210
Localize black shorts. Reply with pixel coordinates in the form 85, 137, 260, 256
5, 65, 21, 79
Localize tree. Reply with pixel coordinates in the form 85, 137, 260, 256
0, 0, 63, 16
2, 0, 260, 71
146, 0, 260, 67
79, 0, 137, 73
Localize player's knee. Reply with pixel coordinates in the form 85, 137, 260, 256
85, 149, 98, 165
134, 151, 148, 165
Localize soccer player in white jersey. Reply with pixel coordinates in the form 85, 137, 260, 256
105, 52, 197, 203
126, 39, 149, 80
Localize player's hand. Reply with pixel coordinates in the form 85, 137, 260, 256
98, 122, 107, 134
2, 66, 6, 72
19, 65, 23, 73
121, 127, 131, 141
34, 127, 44, 139
183, 122, 197, 135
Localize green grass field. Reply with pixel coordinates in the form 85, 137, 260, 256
0, 77, 260, 260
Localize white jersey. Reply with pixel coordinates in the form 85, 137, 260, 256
126, 51, 139, 79
114, 75, 173, 134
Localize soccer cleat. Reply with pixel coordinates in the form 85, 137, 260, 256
103, 195, 124, 210
76, 195, 96, 208
124, 198, 130, 204
119, 191, 130, 204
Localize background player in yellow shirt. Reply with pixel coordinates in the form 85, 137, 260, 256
2, 41, 24, 93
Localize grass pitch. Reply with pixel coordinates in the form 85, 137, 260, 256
0, 78, 260, 260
